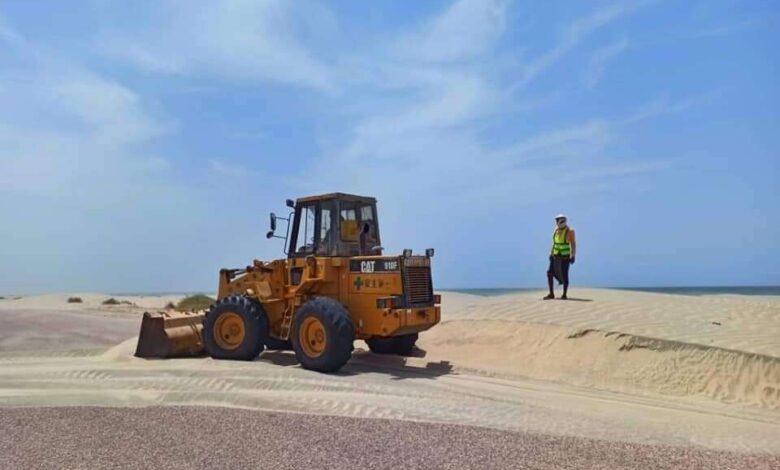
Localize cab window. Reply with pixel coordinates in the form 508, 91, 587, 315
340, 205, 359, 241
360, 205, 374, 221
316, 202, 334, 256
294, 205, 316, 254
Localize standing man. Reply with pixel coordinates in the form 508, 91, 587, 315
544, 214, 576, 300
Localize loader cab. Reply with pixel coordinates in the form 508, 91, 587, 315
287, 193, 381, 258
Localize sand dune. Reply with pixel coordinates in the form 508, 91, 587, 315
0, 293, 186, 312
419, 289, 780, 409
437, 289, 780, 357
0, 288, 778, 454
421, 320, 780, 409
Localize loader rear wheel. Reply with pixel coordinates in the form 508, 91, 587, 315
291, 298, 354, 373
204, 295, 267, 360
366, 333, 418, 356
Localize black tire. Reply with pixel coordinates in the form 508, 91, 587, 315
366, 333, 419, 356
204, 295, 267, 360
291, 297, 354, 372
245, 298, 293, 351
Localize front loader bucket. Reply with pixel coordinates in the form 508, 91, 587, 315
135, 311, 206, 358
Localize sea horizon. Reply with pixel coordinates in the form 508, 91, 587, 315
2, 285, 778, 298
440, 285, 780, 297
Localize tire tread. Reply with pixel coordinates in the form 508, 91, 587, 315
292, 297, 354, 372
204, 295, 267, 360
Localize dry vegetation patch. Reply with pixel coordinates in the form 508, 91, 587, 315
102, 298, 135, 306
176, 295, 215, 312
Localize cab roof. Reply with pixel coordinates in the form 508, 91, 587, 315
296, 193, 376, 204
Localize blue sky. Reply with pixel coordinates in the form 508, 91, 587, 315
0, 0, 777, 293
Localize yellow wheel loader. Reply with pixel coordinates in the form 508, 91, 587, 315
135, 193, 441, 372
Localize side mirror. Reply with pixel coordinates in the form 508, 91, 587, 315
266, 230, 275, 239
270, 213, 277, 231
371, 246, 384, 254
286, 199, 295, 208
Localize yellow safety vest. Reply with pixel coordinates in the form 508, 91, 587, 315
552, 228, 571, 257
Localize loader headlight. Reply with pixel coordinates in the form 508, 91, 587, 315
425, 248, 435, 258
403, 249, 413, 257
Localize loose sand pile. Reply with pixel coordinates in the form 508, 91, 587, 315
420, 289, 780, 409
437, 288, 780, 356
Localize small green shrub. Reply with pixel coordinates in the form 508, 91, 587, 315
176, 294, 215, 312
67, 297, 83, 303
102, 298, 136, 306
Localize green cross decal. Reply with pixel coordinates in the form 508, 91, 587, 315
354, 277, 364, 290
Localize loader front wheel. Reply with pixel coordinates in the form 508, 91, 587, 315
366, 333, 418, 356
204, 295, 267, 360
292, 298, 354, 372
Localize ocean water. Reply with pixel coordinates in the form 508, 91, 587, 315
444, 288, 545, 297
107, 291, 212, 297
611, 286, 780, 296
109, 286, 780, 298
444, 286, 780, 297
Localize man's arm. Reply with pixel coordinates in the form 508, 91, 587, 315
569, 230, 576, 262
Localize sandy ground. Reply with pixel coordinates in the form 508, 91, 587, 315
0, 309, 139, 352
420, 289, 780, 409
0, 293, 186, 312
1, 289, 779, 467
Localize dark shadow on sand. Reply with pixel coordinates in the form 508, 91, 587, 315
561, 298, 593, 302
347, 348, 454, 380
257, 351, 299, 367
257, 348, 455, 380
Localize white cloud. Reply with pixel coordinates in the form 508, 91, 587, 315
0, 20, 217, 292
680, 18, 761, 40
299, 1, 666, 227
623, 94, 706, 124
396, 0, 509, 63
340, 71, 498, 164
208, 159, 253, 178
98, 0, 336, 91
493, 120, 612, 162
582, 40, 630, 89
0, 60, 166, 192
516, 1, 652, 88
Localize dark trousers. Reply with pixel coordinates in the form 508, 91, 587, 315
547, 256, 571, 287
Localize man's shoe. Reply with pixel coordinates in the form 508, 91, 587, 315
561, 295, 568, 300
543, 294, 555, 300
